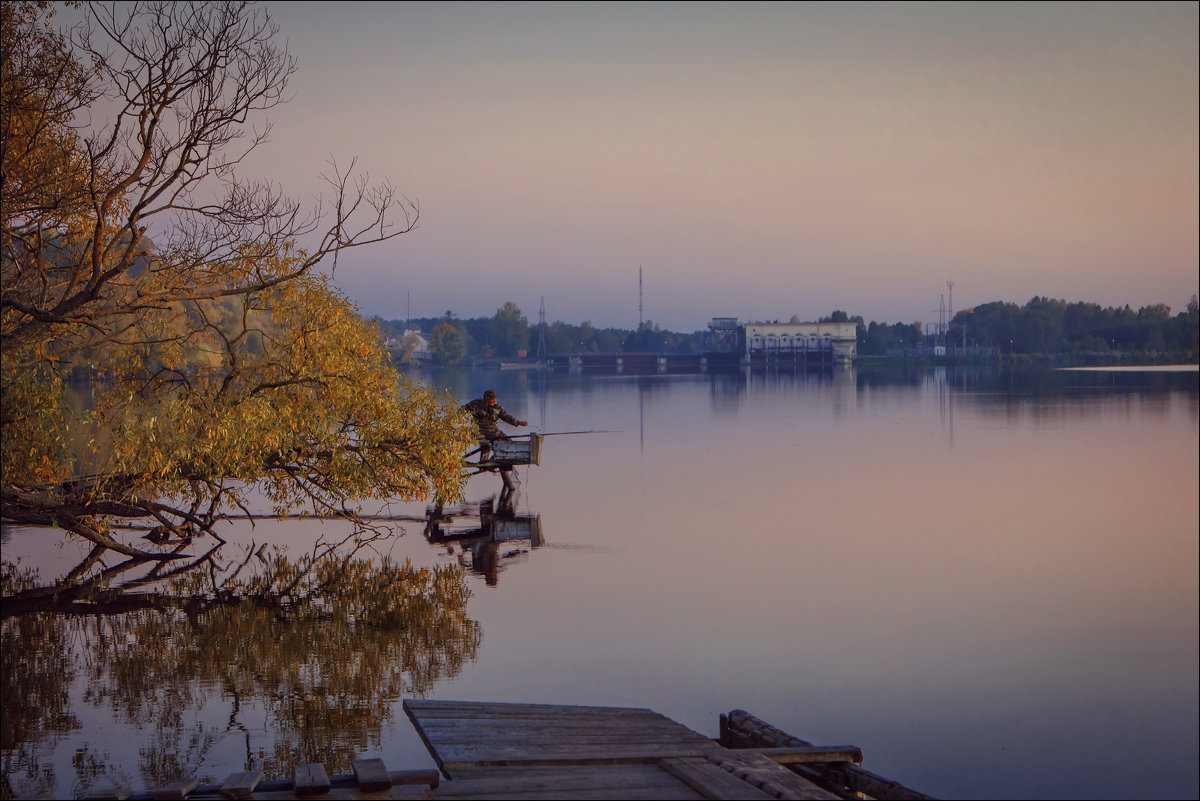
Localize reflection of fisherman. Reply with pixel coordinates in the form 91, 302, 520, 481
462, 389, 527, 459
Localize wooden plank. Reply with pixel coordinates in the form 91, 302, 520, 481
150, 778, 200, 800
709, 751, 839, 800
351, 759, 392, 791
437, 741, 723, 770
408, 709, 667, 722
446, 764, 688, 783
408, 712, 679, 727
83, 785, 131, 800
414, 722, 705, 738
416, 716, 705, 731
417, 726, 716, 747
434, 737, 719, 757
417, 732, 710, 749
404, 700, 655, 716
425, 735, 717, 753
415, 728, 709, 748
754, 745, 864, 765
837, 764, 935, 801
410, 708, 713, 738
414, 715, 704, 733
293, 763, 331, 796
660, 758, 777, 800
432, 763, 706, 799
218, 770, 263, 799
726, 709, 932, 800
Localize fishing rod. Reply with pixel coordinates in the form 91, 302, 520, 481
509, 430, 622, 437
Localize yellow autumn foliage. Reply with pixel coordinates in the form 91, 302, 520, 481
1, 2, 474, 555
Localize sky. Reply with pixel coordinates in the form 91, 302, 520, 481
234, 1, 1197, 331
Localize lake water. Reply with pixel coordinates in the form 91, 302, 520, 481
2, 364, 1197, 799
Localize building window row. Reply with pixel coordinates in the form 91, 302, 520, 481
749, 334, 833, 350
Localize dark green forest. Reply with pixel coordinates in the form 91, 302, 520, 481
374, 306, 707, 365
947, 296, 1198, 358
372, 295, 1199, 365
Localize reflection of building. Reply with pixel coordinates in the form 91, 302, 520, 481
706, 319, 858, 364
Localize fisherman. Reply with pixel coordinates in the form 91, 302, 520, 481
462, 389, 527, 459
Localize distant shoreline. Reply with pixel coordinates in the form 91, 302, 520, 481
1058, 365, 1199, 372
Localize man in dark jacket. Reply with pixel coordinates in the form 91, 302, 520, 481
462, 389, 527, 455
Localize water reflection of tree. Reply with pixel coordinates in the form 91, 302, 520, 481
0, 534, 480, 798
0, 599, 76, 799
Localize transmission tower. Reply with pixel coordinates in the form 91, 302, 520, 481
638, 265, 643, 329
939, 294, 946, 344
536, 296, 547, 361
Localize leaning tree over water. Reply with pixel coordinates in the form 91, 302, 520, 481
1, 2, 475, 559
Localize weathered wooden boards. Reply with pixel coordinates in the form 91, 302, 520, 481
404, 699, 722, 775
351, 759, 392, 792
723, 709, 933, 800
432, 764, 709, 800
703, 751, 840, 800
219, 770, 264, 799
660, 758, 777, 800
490, 435, 542, 467
292, 764, 330, 796
403, 699, 842, 800
469, 435, 543, 471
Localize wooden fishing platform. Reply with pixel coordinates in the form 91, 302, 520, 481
83, 701, 931, 800
464, 434, 542, 474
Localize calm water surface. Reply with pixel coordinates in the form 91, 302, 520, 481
3, 365, 1197, 799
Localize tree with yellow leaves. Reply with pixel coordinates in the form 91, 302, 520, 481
2, 1, 475, 559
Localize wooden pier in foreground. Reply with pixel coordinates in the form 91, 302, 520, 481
84, 700, 932, 800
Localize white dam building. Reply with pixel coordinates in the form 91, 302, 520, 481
708, 319, 858, 363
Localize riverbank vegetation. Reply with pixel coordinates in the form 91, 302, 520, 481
1, 1, 474, 559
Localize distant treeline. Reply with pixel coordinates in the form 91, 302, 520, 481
372, 302, 706, 365
946, 296, 1198, 358
371, 295, 1199, 365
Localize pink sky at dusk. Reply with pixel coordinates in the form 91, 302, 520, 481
240, 1, 1197, 331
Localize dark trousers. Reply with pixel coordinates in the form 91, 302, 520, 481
478, 433, 510, 461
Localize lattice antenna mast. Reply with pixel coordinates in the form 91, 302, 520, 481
536, 296, 547, 361
939, 294, 946, 343
946, 280, 954, 323
638, 265, 643, 329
